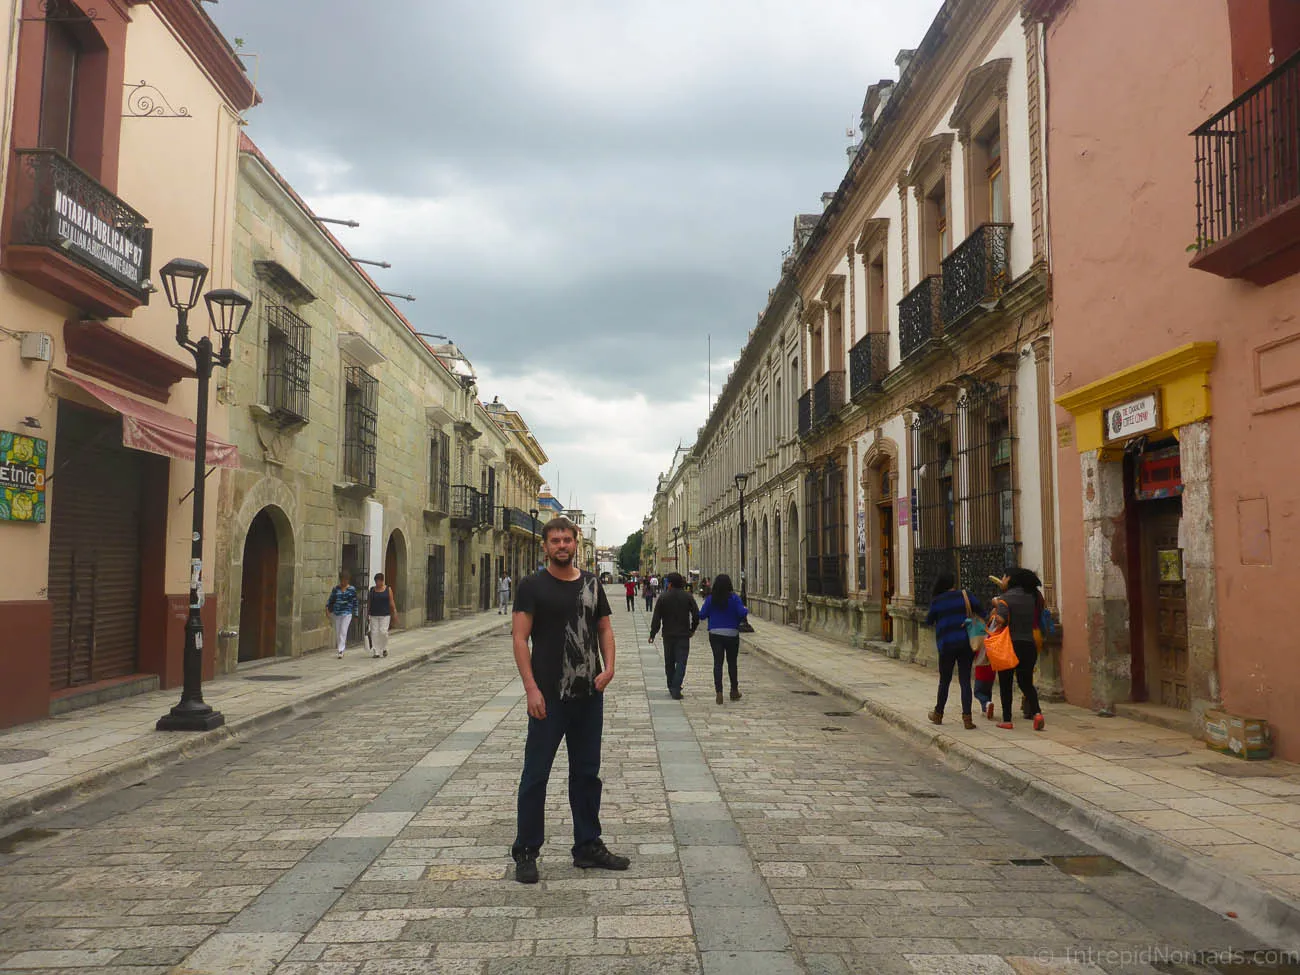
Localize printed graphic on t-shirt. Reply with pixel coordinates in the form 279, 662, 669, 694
560, 574, 603, 699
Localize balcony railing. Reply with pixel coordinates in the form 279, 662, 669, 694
797, 390, 812, 439
941, 223, 1011, 331
849, 332, 889, 399
451, 485, 482, 524
812, 370, 845, 427
899, 274, 942, 361
9, 148, 153, 308
1194, 47, 1300, 251
505, 506, 540, 534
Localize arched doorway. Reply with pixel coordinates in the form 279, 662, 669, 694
385, 530, 408, 627
786, 500, 801, 611
239, 509, 279, 662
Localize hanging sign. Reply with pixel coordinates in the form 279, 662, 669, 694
1105, 393, 1160, 442
0, 431, 47, 523
898, 497, 911, 527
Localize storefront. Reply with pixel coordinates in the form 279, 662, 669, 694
1057, 342, 1218, 721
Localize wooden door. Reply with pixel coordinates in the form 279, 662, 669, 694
878, 504, 894, 641
1144, 500, 1189, 709
426, 547, 446, 622
238, 510, 278, 662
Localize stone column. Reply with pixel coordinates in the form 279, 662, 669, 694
1080, 451, 1131, 709
1179, 420, 1221, 725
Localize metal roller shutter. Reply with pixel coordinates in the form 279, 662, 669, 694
48, 403, 143, 690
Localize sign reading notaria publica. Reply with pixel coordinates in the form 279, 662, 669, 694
0, 431, 47, 524
52, 188, 148, 291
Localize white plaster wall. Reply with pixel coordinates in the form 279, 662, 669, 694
883, 413, 912, 599
1015, 345, 1045, 578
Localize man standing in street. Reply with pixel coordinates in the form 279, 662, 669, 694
623, 577, 636, 611
497, 570, 512, 615
510, 516, 630, 884
648, 572, 699, 700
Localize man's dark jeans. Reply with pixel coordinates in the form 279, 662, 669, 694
513, 692, 604, 857
663, 636, 690, 694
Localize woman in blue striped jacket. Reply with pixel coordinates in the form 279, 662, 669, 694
924, 572, 981, 729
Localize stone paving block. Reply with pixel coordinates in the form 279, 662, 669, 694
691, 906, 793, 952
700, 950, 803, 975
596, 914, 694, 939
903, 954, 1018, 974
175, 932, 299, 975
306, 920, 408, 943
0, 948, 121, 968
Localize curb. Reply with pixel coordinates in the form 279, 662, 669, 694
0, 617, 509, 830
742, 632, 1300, 953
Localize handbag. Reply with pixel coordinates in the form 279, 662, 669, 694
984, 599, 1019, 672
961, 590, 986, 653
738, 617, 755, 633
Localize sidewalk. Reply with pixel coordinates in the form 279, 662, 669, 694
0, 611, 508, 829
740, 616, 1300, 951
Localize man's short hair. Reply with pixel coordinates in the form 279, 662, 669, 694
541, 515, 579, 542
665, 572, 686, 589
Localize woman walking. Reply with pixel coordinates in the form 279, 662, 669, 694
989, 568, 1046, 731
368, 572, 398, 659
924, 573, 980, 729
698, 573, 747, 705
325, 570, 358, 659
642, 577, 654, 611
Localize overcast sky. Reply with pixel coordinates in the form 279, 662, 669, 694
209, 0, 943, 547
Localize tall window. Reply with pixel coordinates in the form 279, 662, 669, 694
428, 431, 450, 512
39, 22, 79, 157
343, 366, 378, 487
911, 406, 956, 607
956, 382, 1018, 609
828, 301, 844, 374
264, 302, 311, 424
926, 182, 951, 274
867, 253, 887, 333
810, 320, 824, 378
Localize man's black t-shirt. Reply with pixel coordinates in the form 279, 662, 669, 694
513, 569, 611, 700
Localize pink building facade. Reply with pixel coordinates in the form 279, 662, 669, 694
1039, 0, 1300, 759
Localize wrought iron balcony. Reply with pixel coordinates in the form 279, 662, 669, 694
898, 274, 942, 362
1191, 47, 1300, 284
505, 506, 539, 534
6, 149, 153, 316
849, 332, 889, 400
451, 485, 482, 525
941, 223, 1011, 332
812, 370, 845, 427
797, 390, 812, 439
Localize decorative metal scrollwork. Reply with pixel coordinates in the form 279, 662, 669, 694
23, 0, 102, 22
123, 81, 191, 120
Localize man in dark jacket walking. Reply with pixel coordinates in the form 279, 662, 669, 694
648, 572, 699, 700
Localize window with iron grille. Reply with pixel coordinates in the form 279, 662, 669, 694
956, 381, 1018, 610
819, 459, 846, 598
484, 466, 496, 527
343, 365, 377, 487
264, 303, 311, 425
911, 405, 956, 608
428, 431, 450, 512
804, 470, 820, 596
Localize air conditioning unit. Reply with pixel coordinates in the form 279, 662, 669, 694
20, 332, 52, 362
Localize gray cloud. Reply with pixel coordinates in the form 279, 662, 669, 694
210, 0, 942, 540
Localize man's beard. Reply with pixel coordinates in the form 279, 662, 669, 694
549, 550, 574, 565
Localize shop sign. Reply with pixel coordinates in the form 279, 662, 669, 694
52, 187, 149, 293
0, 431, 48, 523
898, 497, 911, 527
1105, 393, 1160, 442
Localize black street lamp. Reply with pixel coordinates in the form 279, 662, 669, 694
529, 507, 540, 570
734, 473, 749, 605
671, 525, 681, 575
156, 258, 251, 732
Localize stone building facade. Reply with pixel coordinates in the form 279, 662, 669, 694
215, 137, 542, 670
645, 445, 697, 581
696, 270, 806, 622
791, 0, 1060, 678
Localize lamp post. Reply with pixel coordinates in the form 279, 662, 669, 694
671, 525, 680, 576
156, 259, 252, 732
529, 507, 540, 570
734, 473, 749, 605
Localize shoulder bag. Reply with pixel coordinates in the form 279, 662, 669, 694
961, 590, 987, 654
983, 597, 1020, 672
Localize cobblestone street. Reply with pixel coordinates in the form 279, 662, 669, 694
0, 595, 1282, 975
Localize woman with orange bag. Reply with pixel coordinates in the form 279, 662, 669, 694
987, 568, 1045, 732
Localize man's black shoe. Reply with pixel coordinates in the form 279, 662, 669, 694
573, 840, 630, 871
513, 852, 539, 884
670, 690, 683, 700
